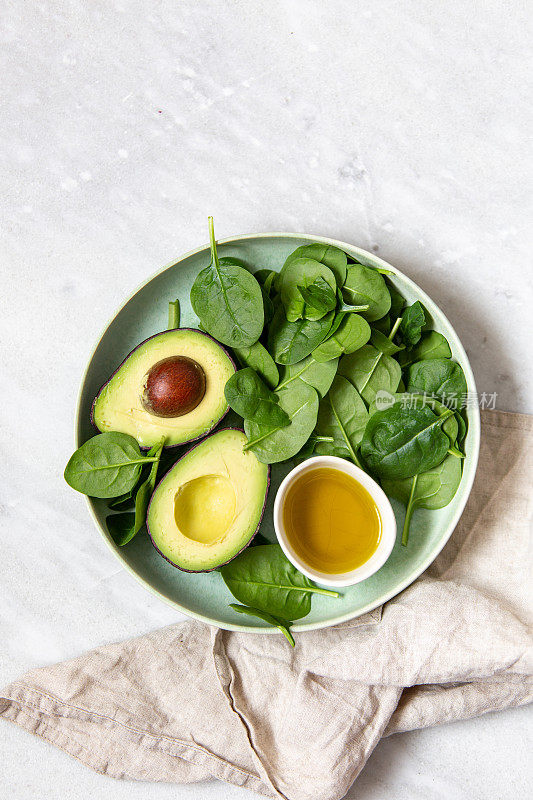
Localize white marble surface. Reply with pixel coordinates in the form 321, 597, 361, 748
1, 2, 531, 798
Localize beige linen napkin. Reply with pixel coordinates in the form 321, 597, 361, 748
1, 410, 532, 800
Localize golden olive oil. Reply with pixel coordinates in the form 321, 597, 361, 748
283, 468, 382, 574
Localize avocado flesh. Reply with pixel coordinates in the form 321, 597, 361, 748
147, 429, 269, 572
92, 329, 235, 448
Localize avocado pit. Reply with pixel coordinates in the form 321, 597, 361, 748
142, 356, 206, 418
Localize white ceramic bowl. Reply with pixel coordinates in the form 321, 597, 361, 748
273, 456, 397, 588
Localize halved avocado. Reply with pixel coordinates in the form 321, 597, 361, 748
92, 329, 235, 448
147, 429, 269, 572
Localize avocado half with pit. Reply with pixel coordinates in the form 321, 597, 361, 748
147, 428, 269, 572
92, 329, 235, 448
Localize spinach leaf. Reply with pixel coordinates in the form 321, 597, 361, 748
106, 439, 164, 545
370, 328, 404, 356
244, 379, 319, 463
342, 263, 391, 321
360, 402, 453, 480
131, 440, 164, 534
399, 331, 452, 367
388, 283, 405, 319
263, 270, 278, 296
253, 269, 278, 322
383, 453, 462, 545
293, 433, 337, 462
280, 258, 337, 321
224, 368, 290, 427
336, 288, 370, 314
283, 243, 347, 286
412, 395, 465, 458
315, 376, 368, 467
447, 444, 465, 459
168, 299, 180, 329
230, 604, 295, 646
297, 276, 337, 317
190, 217, 264, 347
371, 392, 460, 445
339, 344, 401, 406
312, 312, 371, 362
64, 432, 158, 498
261, 286, 275, 324
311, 438, 353, 459
232, 341, 279, 389
369, 392, 464, 455
254, 269, 277, 292
276, 354, 338, 398
371, 314, 391, 335
108, 488, 136, 510
366, 390, 408, 415
250, 532, 272, 547
399, 301, 427, 347
455, 411, 468, 446
406, 358, 467, 407
106, 512, 135, 545
220, 544, 339, 621
431, 398, 460, 448
268, 306, 334, 364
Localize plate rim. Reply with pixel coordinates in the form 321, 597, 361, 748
76, 231, 481, 634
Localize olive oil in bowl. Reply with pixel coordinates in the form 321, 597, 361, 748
283, 467, 382, 574
274, 456, 397, 587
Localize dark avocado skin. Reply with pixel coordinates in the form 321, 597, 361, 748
91, 328, 235, 449
146, 428, 270, 573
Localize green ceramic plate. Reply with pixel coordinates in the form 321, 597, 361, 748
77, 233, 480, 633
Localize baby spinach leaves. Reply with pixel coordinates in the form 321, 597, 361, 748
221, 545, 339, 621
108, 488, 136, 510
342, 263, 391, 321
388, 283, 405, 319
360, 402, 453, 480
254, 269, 278, 290
399, 331, 451, 367
276, 354, 338, 398
224, 368, 290, 428
244, 379, 319, 464
382, 453, 463, 545
312, 312, 371, 362
338, 344, 402, 406
406, 358, 467, 407
315, 376, 368, 467
283, 243, 347, 286
369, 328, 404, 356
336, 289, 371, 315
268, 306, 334, 364
455, 410, 468, 446
226, 245, 468, 546
230, 604, 295, 646
106, 512, 136, 545
107, 439, 164, 546
280, 258, 337, 321
399, 301, 427, 347
64, 432, 159, 498
297, 275, 337, 317
190, 217, 264, 347
232, 341, 279, 389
